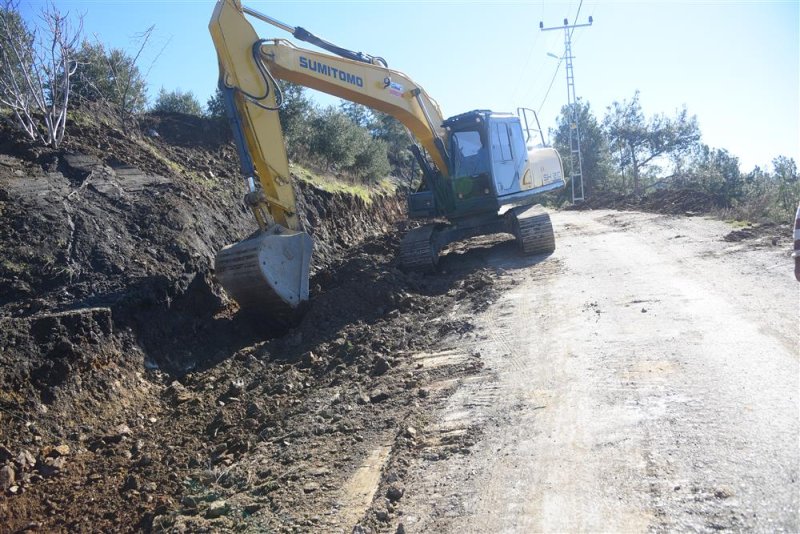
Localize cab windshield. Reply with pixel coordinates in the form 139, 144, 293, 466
452, 130, 490, 178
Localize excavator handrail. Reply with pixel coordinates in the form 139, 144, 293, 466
516, 107, 546, 147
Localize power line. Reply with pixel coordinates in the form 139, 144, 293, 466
570, 0, 584, 39
537, 58, 563, 114
509, 28, 542, 104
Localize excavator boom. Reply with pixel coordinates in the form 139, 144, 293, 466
256, 39, 450, 176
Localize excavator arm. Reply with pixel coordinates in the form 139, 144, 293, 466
209, 0, 451, 318
209, 0, 298, 232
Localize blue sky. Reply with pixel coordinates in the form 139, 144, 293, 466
20, 0, 800, 171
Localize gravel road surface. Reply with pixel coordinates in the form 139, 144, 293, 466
398, 209, 798, 533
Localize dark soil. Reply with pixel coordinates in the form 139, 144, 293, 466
0, 111, 502, 532
721, 222, 787, 245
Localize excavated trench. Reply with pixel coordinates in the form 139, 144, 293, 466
0, 112, 503, 531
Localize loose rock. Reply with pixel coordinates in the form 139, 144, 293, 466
370, 390, 390, 404
0, 464, 16, 491
244, 503, 262, 515
36, 457, 63, 478
43, 444, 70, 457
205, 500, 230, 519
166, 381, 192, 404
122, 474, 139, 491
15, 450, 36, 470
371, 356, 391, 376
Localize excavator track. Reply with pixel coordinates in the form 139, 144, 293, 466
512, 205, 556, 256
400, 225, 438, 271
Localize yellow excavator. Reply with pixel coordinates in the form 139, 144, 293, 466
209, 0, 565, 319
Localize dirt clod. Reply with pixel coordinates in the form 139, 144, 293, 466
1, 464, 16, 491
372, 356, 392, 376
724, 229, 755, 241
205, 500, 230, 519
303, 482, 320, 493
370, 390, 391, 404
387, 484, 405, 502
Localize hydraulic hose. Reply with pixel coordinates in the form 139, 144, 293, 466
233, 39, 284, 111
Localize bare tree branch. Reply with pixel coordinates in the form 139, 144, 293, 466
0, 0, 82, 148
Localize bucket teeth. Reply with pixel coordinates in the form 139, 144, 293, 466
215, 225, 313, 320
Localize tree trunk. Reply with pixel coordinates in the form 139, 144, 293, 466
630, 144, 640, 196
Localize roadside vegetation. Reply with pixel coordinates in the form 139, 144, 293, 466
205, 85, 414, 185
551, 93, 799, 223
0, 1, 795, 222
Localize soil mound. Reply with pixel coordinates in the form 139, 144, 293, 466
567, 189, 728, 215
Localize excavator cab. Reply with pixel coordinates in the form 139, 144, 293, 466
409, 110, 565, 220
446, 110, 530, 217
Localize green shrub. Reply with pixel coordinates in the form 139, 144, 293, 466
152, 88, 203, 116
71, 41, 148, 114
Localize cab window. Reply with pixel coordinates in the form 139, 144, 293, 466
509, 122, 527, 161
452, 130, 490, 177
492, 123, 513, 162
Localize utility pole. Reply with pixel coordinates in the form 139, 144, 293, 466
540, 15, 593, 203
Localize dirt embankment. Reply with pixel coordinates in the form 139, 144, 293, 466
0, 112, 499, 532
0, 111, 404, 369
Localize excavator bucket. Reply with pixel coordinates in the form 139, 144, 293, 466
214, 226, 313, 319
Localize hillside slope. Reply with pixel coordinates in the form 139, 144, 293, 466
0, 112, 499, 532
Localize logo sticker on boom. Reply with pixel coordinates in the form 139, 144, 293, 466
299, 56, 364, 88
388, 81, 404, 97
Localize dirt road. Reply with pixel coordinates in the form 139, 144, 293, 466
397, 210, 798, 532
